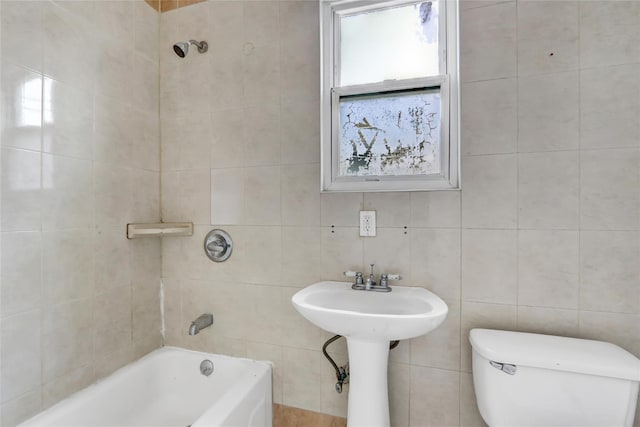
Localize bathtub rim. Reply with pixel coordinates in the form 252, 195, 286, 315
18, 345, 273, 427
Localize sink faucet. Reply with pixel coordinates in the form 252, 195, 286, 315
189, 313, 214, 335
365, 264, 376, 289
344, 264, 400, 292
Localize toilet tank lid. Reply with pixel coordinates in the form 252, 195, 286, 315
469, 329, 640, 381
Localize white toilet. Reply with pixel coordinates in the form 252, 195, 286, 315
470, 329, 640, 427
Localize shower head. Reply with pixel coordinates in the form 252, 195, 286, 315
173, 42, 189, 58
173, 40, 208, 58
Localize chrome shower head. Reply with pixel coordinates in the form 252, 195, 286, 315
173, 41, 189, 58
173, 40, 208, 58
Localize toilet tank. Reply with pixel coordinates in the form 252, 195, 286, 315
470, 329, 640, 427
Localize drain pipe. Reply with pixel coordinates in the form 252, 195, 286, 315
322, 335, 348, 393
322, 335, 400, 393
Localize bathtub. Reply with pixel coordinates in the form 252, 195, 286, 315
19, 347, 272, 427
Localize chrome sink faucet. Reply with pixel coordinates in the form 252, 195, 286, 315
365, 264, 377, 289
344, 264, 401, 292
189, 313, 214, 335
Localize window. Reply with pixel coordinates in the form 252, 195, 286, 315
321, 0, 459, 192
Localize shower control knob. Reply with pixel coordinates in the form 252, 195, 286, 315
206, 239, 226, 254
204, 229, 233, 262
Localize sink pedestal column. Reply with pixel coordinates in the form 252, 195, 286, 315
346, 338, 391, 427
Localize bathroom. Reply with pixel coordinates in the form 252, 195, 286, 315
1, 0, 639, 426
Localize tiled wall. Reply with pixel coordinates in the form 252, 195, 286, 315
160, 1, 639, 426
1, 1, 162, 425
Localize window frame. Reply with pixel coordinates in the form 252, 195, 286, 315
320, 0, 460, 192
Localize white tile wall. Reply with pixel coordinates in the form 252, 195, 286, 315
410, 228, 461, 301
461, 78, 517, 155
516, 1, 579, 76
516, 306, 579, 337
579, 65, 640, 150
363, 193, 411, 228
461, 154, 518, 229
579, 1, 640, 69
517, 230, 579, 309
462, 229, 518, 305
459, 1, 517, 82
410, 366, 460, 427
0, 1, 161, 425
1, 232, 41, 316
1, 147, 41, 231
518, 151, 579, 229
410, 191, 460, 228
580, 149, 640, 230
517, 71, 579, 152
580, 231, 640, 314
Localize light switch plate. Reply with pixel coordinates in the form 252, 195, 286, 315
359, 211, 376, 237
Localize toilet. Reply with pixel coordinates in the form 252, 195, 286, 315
470, 329, 640, 427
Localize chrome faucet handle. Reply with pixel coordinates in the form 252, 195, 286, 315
379, 274, 401, 288
379, 274, 389, 288
345, 271, 364, 286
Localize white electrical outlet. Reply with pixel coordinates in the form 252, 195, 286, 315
359, 211, 376, 237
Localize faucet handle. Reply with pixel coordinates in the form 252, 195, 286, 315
345, 271, 364, 286
379, 273, 401, 288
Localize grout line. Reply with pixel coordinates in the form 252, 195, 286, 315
576, 0, 583, 334
514, 0, 521, 329
458, 150, 464, 383
464, 146, 640, 159
457, 178, 463, 427
157, 6, 164, 224
38, 57, 47, 406
159, 278, 166, 345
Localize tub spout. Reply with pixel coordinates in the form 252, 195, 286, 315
189, 313, 214, 335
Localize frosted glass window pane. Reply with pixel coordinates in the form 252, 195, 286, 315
338, 89, 441, 177
339, 1, 439, 86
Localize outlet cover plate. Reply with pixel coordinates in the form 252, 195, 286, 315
359, 211, 376, 237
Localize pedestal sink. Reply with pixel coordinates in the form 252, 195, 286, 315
291, 281, 448, 427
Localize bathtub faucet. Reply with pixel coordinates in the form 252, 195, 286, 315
189, 313, 214, 335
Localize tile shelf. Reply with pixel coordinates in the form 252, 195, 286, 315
126, 222, 194, 239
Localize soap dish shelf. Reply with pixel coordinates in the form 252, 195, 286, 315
126, 222, 194, 239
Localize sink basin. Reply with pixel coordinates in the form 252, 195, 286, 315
292, 281, 448, 426
291, 281, 448, 341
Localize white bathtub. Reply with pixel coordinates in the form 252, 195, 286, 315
19, 347, 272, 427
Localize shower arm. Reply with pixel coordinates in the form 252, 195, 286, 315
188, 40, 208, 53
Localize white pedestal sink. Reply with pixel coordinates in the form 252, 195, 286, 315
291, 281, 448, 427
